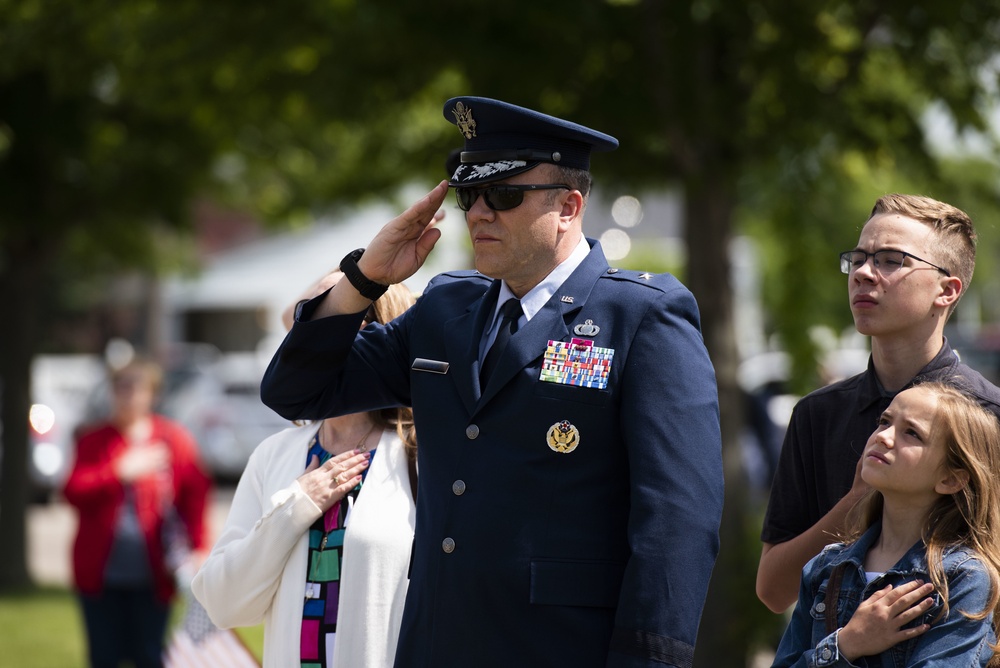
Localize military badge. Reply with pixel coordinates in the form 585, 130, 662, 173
573, 319, 600, 336
546, 420, 580, 454
452, 102, 477, 139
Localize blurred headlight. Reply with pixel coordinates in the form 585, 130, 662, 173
32, 442, 64, 477
29, 403, 56, 435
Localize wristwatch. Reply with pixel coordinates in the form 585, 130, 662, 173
340, 248, 389, 301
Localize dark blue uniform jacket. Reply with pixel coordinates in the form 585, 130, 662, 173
261, 240, 723, 668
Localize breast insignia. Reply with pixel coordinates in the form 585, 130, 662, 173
546, 420, 581, 454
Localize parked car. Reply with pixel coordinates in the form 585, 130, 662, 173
159, 349, 293, 482
26, 354, 106, 502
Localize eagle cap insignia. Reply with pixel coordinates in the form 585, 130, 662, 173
546, 420, 581, 454
452, 102, 477, 139
573, 319, 600, 336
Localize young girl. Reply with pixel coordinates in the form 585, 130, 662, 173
771, 382, 1000, 667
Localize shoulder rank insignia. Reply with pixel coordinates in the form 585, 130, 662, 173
546, 420, 580, 454
452, 102, 477, 139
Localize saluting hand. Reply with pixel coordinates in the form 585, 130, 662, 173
311, 181, 448, 321
356, 180, 449, 286
297, 448, 371, 513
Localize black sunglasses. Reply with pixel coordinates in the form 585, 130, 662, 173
454, 184, 570, 212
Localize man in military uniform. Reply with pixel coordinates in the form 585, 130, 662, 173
262, 96, 723, 667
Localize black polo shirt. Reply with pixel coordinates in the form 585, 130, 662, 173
761, 339, 1000, 544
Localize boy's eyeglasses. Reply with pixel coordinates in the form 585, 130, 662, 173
454, 184, 570, 212
839, 249, 951, 276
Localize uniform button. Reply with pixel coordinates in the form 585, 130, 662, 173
452, 480, 466, 495
442, 537, 456, 553
465, 424, 480, 439
815, 602, 826, 613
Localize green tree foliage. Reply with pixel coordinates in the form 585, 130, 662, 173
0, 1, 225, 591
2, 1, 1000, 664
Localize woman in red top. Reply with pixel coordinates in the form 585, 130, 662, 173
64, 357, 211, 668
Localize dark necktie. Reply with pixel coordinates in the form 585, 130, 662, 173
480, 298, 522, 387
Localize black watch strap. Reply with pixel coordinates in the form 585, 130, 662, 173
340, 248, 389, 301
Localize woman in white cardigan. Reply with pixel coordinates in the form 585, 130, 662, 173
193, 276, 417, 668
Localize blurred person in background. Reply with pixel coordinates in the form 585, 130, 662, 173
64, 357, 212, 668
192, 270, 418, 668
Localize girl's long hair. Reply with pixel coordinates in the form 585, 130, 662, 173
845, 382, 1000, 661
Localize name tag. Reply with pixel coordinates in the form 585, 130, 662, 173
411, 358, 450, 374
539, 339, 614, 390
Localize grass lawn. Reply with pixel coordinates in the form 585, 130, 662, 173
0, 586, 264, 667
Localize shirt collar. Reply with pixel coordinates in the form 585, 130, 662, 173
840, 520, 966, 579
490, 235, 590, 327
856, 338, 959, 413
839, 521, 925, 574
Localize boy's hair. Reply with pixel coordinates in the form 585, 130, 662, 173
847, 382, 1000, 660
869, 194, 976, 316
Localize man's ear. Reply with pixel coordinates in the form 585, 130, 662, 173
936, 468, 970, 495
558, 190, 584, 229
935, 276, 963, 310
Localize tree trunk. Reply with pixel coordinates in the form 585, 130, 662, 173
0, 249, 46, 591
685, 179, 753, 667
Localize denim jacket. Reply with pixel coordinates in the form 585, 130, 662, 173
771, 522, 995, 667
